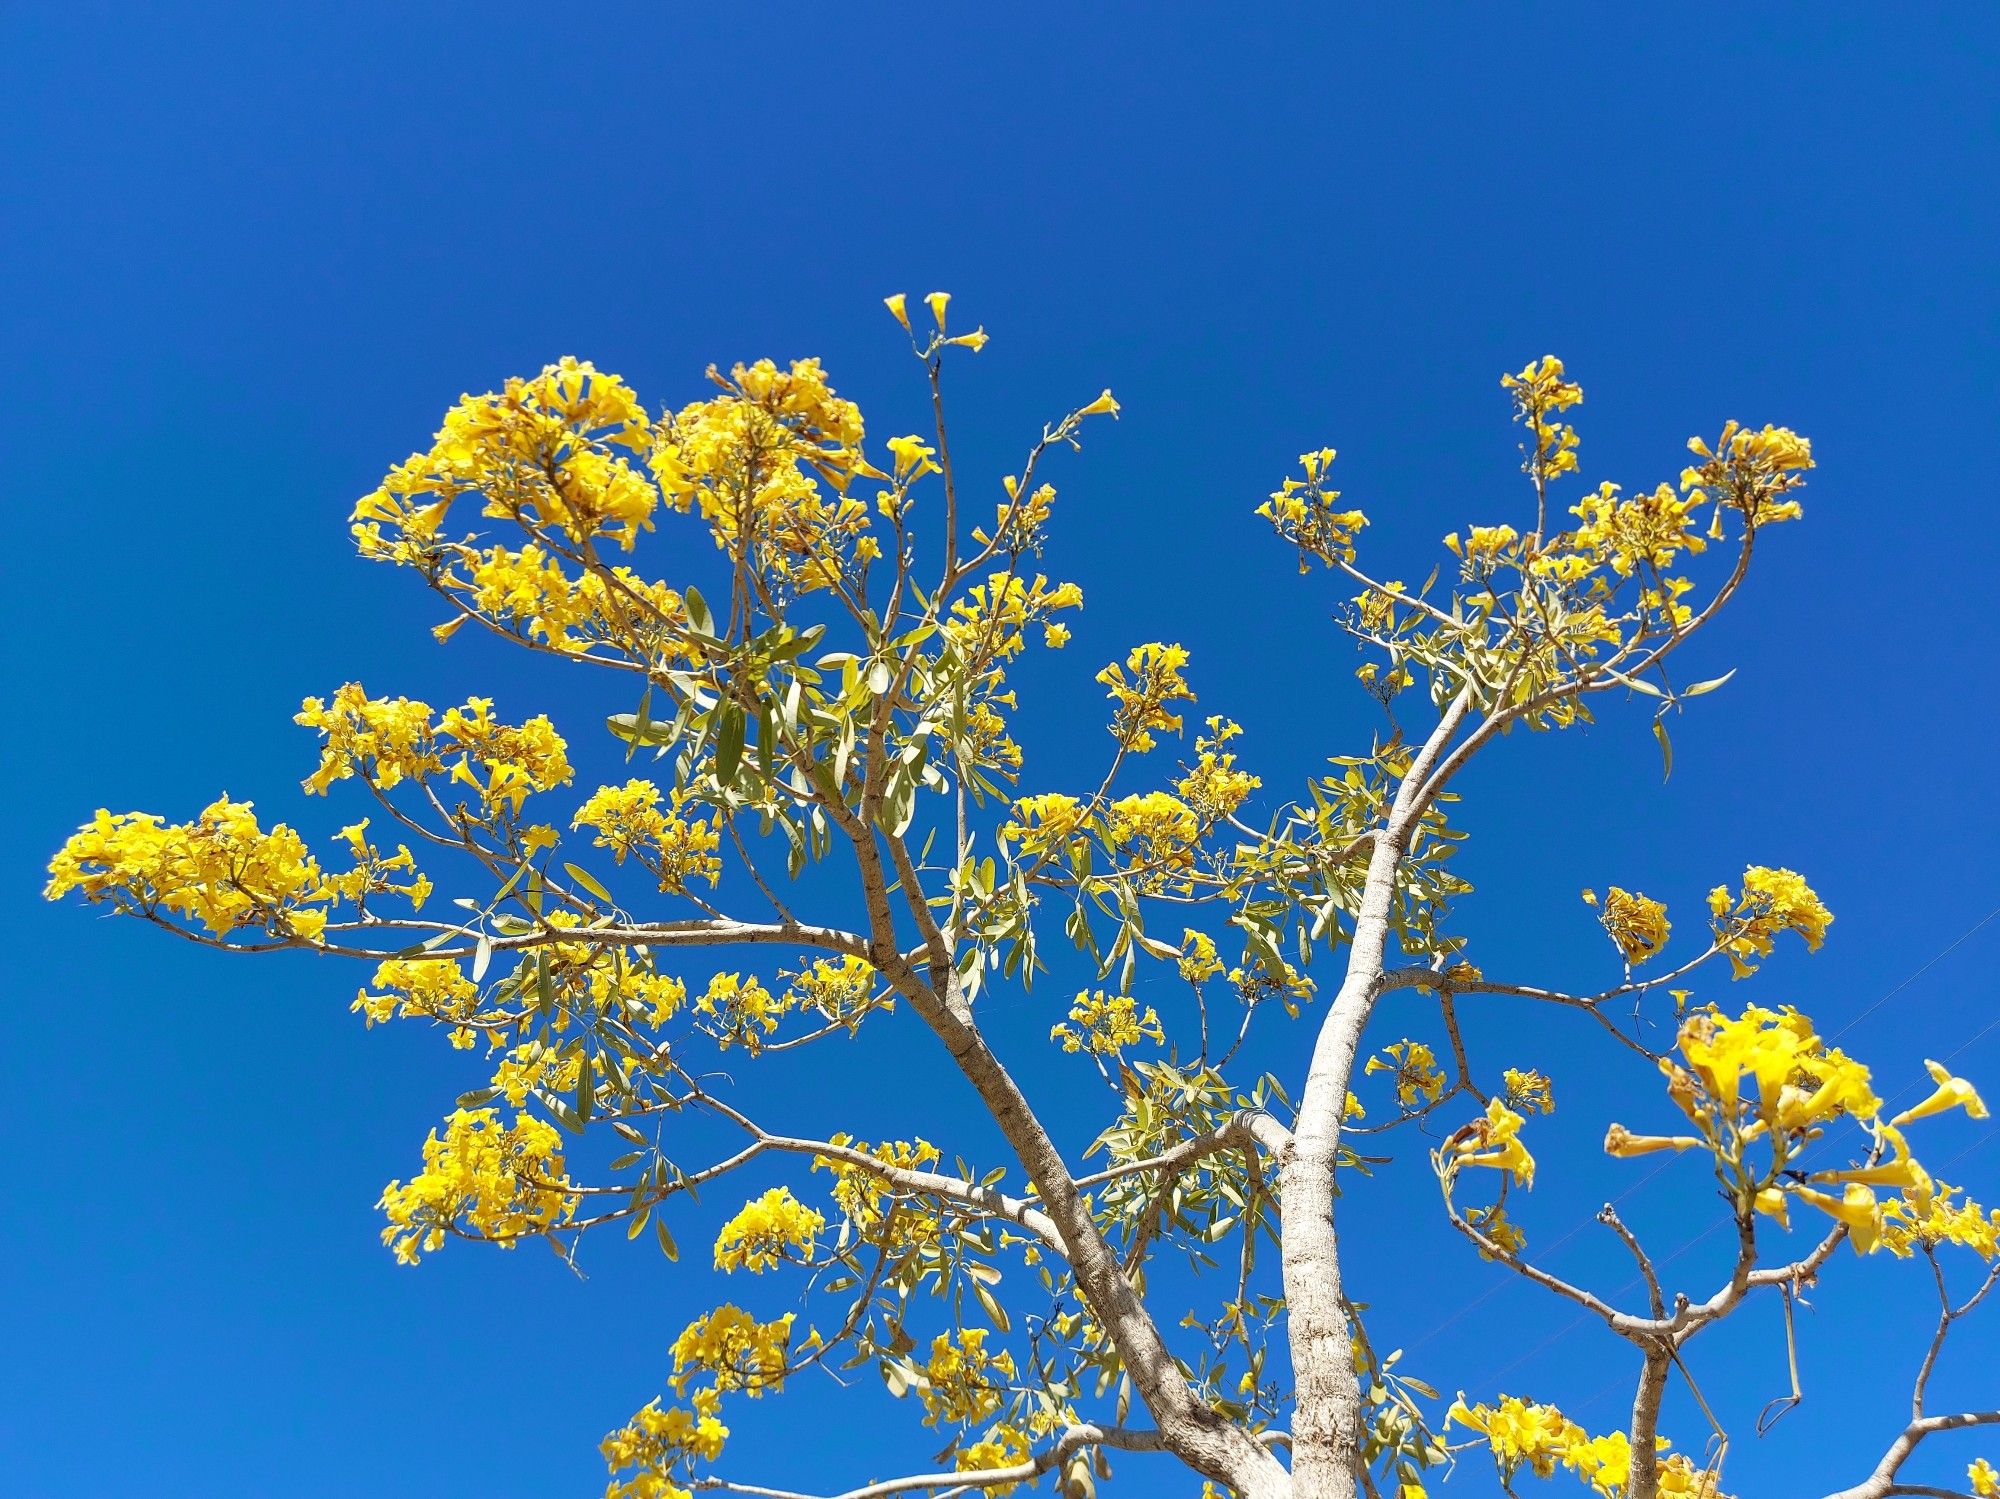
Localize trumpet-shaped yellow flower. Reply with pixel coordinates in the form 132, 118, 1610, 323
1890, 1059, 1989, 1127
1449, 1098, 1536, 1188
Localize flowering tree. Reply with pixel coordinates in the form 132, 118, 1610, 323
47, 297, 1996, 1499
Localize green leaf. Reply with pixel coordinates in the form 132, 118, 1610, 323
1681, 667, 1737, 699
564, 862, 614, 904
716, 702, 746, 784
1653, 718, 1673, 781
471, 935, 493, 983
973, 1277, 1011, 1332
685, 586, 715, 637
654, 1215, 678, 1261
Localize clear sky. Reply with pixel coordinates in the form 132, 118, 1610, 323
4, 6, 1996, 1497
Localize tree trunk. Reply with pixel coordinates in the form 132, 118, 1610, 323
1281, 832, 1407, 1498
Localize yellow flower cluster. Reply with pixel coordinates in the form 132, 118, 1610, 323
1259, 447, 1369, 572
1682, 421, 1814, 528
1612, 1005, 1988, 1254
377, 1108, 575, 1263
353, 957, 479, 1035
1583, 886, 1670, 965
296, 686, 439, 793
593, 959, 689, 1029
1229, 959, 1316, 1017
1104, 791, 1200, 880
1503, 1068, 1557, 1115
46, 797, 327, 939
1707, 866, 1832, 977
974, 475, 1058, 554
355, 358, 657, 558
668, 1305, 795, 1397
815, 1135, 944, 1251
1569, 481, 1706, 579
945, 572, 1084, 663
1468, 1204, 1528, 1260
601, 1390, 728, 1499
713, 1186, 825, 1273
1367, 1040, 1446, 1108
696, 973, 787, 1053
955, 1423, 1033, 1495
1175, 718, 1260, 820
1449, 1395, 1727, 1498
491, 1039, 582, 1107
1879, 1180, 1999, 1261
296, 685, 573, 818
572, 779, 722, 892
651, 358, 872, 595
1097, 642, 1195, 753
462, 543, 692, 660
1051, 990, 1164, 1056
1445, 1098, 1536, 1188
919, 1328, 1017, 1427
318, 819, 433, 915
1178, 929, 1224, 983
999, 792, 1087, 862
781, 954, 881, 1033
1501, 356, 1584, 486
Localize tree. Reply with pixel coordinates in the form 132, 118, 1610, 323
46, 295, 1996, 1499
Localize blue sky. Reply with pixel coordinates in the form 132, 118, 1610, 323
4, 5, 1997, 1496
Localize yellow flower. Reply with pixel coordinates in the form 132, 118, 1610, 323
955, 1422, 1033, 1495
696, 973, 790, 1053
884, 292, 910, 330
1367, 1040, 1445, 1108
1709, 866, 1832, 977
1788, 1182, 1884, 1254
1097, 642, 1196, 753
1891, 1059, 1989, 1127
601, 1389, 729, 1499
713, 1187, 825, 1273
1448, 1098, 1536, 1187
1603, 1123, 1702, 1158
1258, 448, 1368, 571
1594, 886, 1670, 965
1969, 1457, 1997, 1497
813, 1135, 944, 1251
47, 798, 327, 938
572, 779, 721, 892
1051, 990, 1164, 1055
1178, 929, 1224, 983
1175, 719, 1260, 819
1000, 792, 1088, 861
1501, 355, 1584, 485
669, 1305, 795, 1396
924, 291, 951, 328
377, 1108, 576, 1262
353, 957, 478, 1030
1503, 1068, 1555, 1115
918, 1328, 1017, 1426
